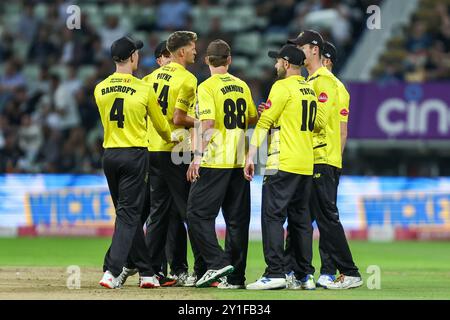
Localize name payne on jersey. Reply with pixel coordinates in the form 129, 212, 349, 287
156, 72, 172, 81
101, 85, 136, 96
221, 84, 244, 95
178, 304, 213, 318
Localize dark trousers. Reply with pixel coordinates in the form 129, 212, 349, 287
309, 164, 360, 277
262, 170, 313, 279
187, 168, 250, 285
284, 223, 315, 278
102, 148, 153, 278
146, 203, 188, 276
146, 152, 206, 277
124, 153, 188, 276
164, 204, 188, 275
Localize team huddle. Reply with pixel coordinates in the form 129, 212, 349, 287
94, 28, 363, 291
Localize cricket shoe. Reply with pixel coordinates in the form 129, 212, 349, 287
118, 267, 138, 286
139, 275, 161, 288
300, 274, 316, 290
285, 271, 302, 290
210, 276, 225, 288
195, 265, 234, 288
317, 274, 336, 288
217, 277, 245, 289
246, 277, 286, 290
156, 272, 177, 287
99, 271, 121, 289
171, 271, 188, 287
182, 273, 197, 287
325, 274, 363, 290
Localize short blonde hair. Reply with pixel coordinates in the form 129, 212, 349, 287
167, 31, 197, 53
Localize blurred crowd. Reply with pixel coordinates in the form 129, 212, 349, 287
0, 0, 375, 173
375, 0, 450, 82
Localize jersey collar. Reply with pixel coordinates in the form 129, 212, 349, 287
307, 66, 327, 81
169, 61, 186, 70
212, 72, 229, 78
113, 72, 134, 77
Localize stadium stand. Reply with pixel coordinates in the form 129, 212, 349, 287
0, 0, 448, 176
371, 0, 450, 82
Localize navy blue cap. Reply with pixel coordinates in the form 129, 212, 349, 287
111, 36, 143, 62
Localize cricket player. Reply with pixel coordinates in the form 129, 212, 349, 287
288, 30, 362, 289
150, 40, 190, 281
118, 40, 189, 286
142, 31, 206, 287
186, 39, 258, 288
245, 45, 318, 290
307, 40, 351, 288
95, 36, 172, 289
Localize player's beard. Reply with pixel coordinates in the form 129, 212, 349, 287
276, 65, 286, 80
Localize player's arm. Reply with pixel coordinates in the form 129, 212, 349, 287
174, 74, 197, 128
250, 83, 288, 148
340, 122, 348, 154
245, 84, 259, 125
187, 84, 216, 182
147, 88, 172, 142
248, 116, 258, 125
313, 77, 336, 132
173, 109, 196, 127
93, 85, 105, 121
245, 83, 288, 181
339, 85, 350, 154
196, 120, 215, 154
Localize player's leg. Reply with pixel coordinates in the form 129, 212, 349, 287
308, 176, 335, 288
318, 235, 336, 274
286, 175, 315, 290
145, 152, 173, 276
119, 168, 151, 286
312, 180, 337, 284
313, 164, 362, 289
126, 217, 160, 289
164, 152, 207, 282
101, 149, 119, 280
124, 166, 162, 287
101, 148, 148, 288
187, 168, 233, 287
165, 203, 188, 276
283, 226, 295, 276
247, 171, 297, 290
219, 168, 250, 288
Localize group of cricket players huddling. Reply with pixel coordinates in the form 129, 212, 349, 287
95, 27, 363, 292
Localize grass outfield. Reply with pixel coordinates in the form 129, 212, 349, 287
0, 238, 449, 299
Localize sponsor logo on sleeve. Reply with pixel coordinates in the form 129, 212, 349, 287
177, 98, 190, 106
198, 109, 211, 115
340, 109, 349, 116
318, 92, 328, 103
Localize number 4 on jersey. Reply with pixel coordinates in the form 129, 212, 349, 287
110, 98, 125, 128
153, 83, 169, 115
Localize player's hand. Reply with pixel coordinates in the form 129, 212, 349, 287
171, 129, 187, 142
257, 102, 267, 116
187, 156, 201, 182
244, 159, 255, 181
257, 101, 271, 116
